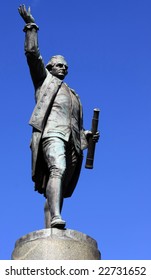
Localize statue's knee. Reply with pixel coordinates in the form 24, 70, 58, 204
50, 165, 66, 178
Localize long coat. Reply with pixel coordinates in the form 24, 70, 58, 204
29, 71, 88, 198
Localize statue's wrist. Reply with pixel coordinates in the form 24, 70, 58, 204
23, 23, 39, 32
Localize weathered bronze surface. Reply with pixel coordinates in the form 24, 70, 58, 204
18, 5, 99, 229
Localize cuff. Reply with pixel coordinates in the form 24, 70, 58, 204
23, 23, 39, 32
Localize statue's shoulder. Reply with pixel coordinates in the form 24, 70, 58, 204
46, 69, 53, 79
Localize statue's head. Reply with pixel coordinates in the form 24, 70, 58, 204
46, 55, 68, 80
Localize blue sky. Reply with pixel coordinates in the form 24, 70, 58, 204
0, 0, 151, 260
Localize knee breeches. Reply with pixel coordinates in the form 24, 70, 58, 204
42, 137, 79, 183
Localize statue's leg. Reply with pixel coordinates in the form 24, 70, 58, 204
46, 176, 65, 228
42, 137, 66, 228
44, 197, 64, 228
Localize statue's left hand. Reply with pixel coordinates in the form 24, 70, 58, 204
18, 4, 35, 24
85, 130, 100, 143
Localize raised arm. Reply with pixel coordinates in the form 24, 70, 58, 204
18, 5, 47, 90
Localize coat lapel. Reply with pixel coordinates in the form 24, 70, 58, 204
29, 73, 62, 131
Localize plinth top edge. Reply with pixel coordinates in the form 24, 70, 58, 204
15, 228, 98, 248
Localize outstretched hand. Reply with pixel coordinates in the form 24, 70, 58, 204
18, 4, 35, 24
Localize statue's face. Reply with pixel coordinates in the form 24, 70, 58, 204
50, 59, 68, 80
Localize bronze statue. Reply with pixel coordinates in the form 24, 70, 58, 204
18, 5, 99, 229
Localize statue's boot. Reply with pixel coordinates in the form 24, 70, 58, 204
46, 177, 66, 229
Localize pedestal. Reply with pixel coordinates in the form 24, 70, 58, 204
12, 228, 101, 260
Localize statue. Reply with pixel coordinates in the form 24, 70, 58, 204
18, 5, 99, 229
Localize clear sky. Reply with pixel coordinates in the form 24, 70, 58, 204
0, 0, 151, 260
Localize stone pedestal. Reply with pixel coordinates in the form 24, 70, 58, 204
12, 228, 101, 260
